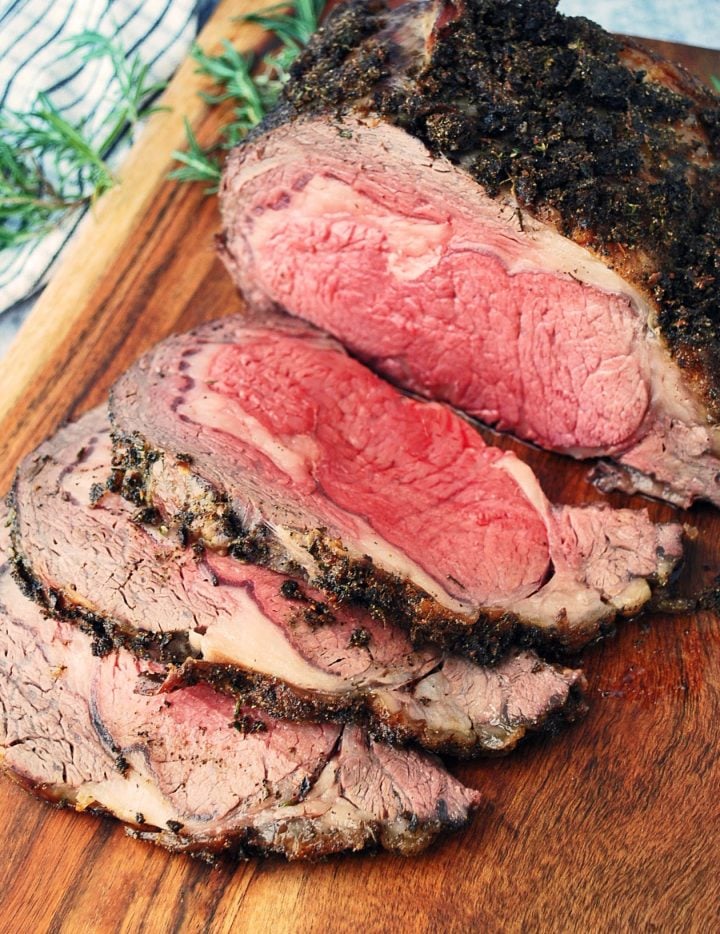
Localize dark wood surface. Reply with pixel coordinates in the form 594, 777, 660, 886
0, 17, 719, 933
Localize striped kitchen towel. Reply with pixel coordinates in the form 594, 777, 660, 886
0, 0, 209, 316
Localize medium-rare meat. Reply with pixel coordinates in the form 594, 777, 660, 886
218, 0, 720, 508
10, 408, 586, 757
109, 312, 683, 659
0, 520, 480, 860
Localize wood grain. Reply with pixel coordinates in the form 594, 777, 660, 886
0, 10, 719, 932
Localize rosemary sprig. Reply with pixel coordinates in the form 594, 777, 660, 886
241, 0, 324, 48
0, 31, 166, 251
167, 119, 222, 187
65, 30, 167, 150
711, 75, 720, 94
169, 0, 323, 190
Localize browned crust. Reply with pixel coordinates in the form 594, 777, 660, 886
124, 810, 475, 861
1, 764, 471, 861
8, 499, 585, 757
108, 429, 634, 661
280, 0, 720, 418
104, 431, 648, 665
171, 658, 588, 758
7, 483, 191, 663
7, 435, 586, 757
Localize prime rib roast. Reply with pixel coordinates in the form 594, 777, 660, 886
0, 521, 479, 859
10, 408, 586, 757
109, 311, 682, 660
218, 0, 720, 508
0, 0, 708, 865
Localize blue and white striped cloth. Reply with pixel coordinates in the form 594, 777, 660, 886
0, 0, 206, 317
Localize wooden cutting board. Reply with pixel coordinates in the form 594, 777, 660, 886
0, 4, 718, 930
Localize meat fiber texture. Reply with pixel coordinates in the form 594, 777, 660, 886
10, 408, 586, 756
218, 0, 720, 509
0, 519, 480, 861
109, 311, 683, 660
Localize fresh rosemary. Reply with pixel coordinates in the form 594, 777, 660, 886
0, 1, 322, 252
0, 30, 166, 250
169, 0, 324, 192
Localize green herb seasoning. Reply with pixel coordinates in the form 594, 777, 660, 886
170, 0, 324, 189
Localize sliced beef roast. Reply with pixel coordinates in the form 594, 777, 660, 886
11, 408, 585, 757
109, 312, 683, 658
218, 0, 720, 508
0, 520, 480, 860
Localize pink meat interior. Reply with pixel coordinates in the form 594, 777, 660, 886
225, 120, 652, 457
201, 331, 551, 605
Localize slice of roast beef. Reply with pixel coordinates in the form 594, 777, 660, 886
0, 519, 480, 860
109, 312, 683, 658
10, 407, 585, 756
218, 0, 720, 508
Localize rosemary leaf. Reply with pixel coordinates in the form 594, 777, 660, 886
170, 0, 323, 188
169, 119, 222, 192
240, 0, 324, 48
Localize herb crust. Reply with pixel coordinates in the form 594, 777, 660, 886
285, 0, 720, 417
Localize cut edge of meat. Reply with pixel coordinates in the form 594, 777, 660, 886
277, 0, 720, 430
8, 483, 588, 758
8, 408, 587, 758
109, 423, 682, 662
161, 654, 588, 758
12, 528, 589, 754
4, 755, 477, 861
0, 518, 482, 861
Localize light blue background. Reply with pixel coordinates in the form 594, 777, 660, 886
558, 0, 720, 49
